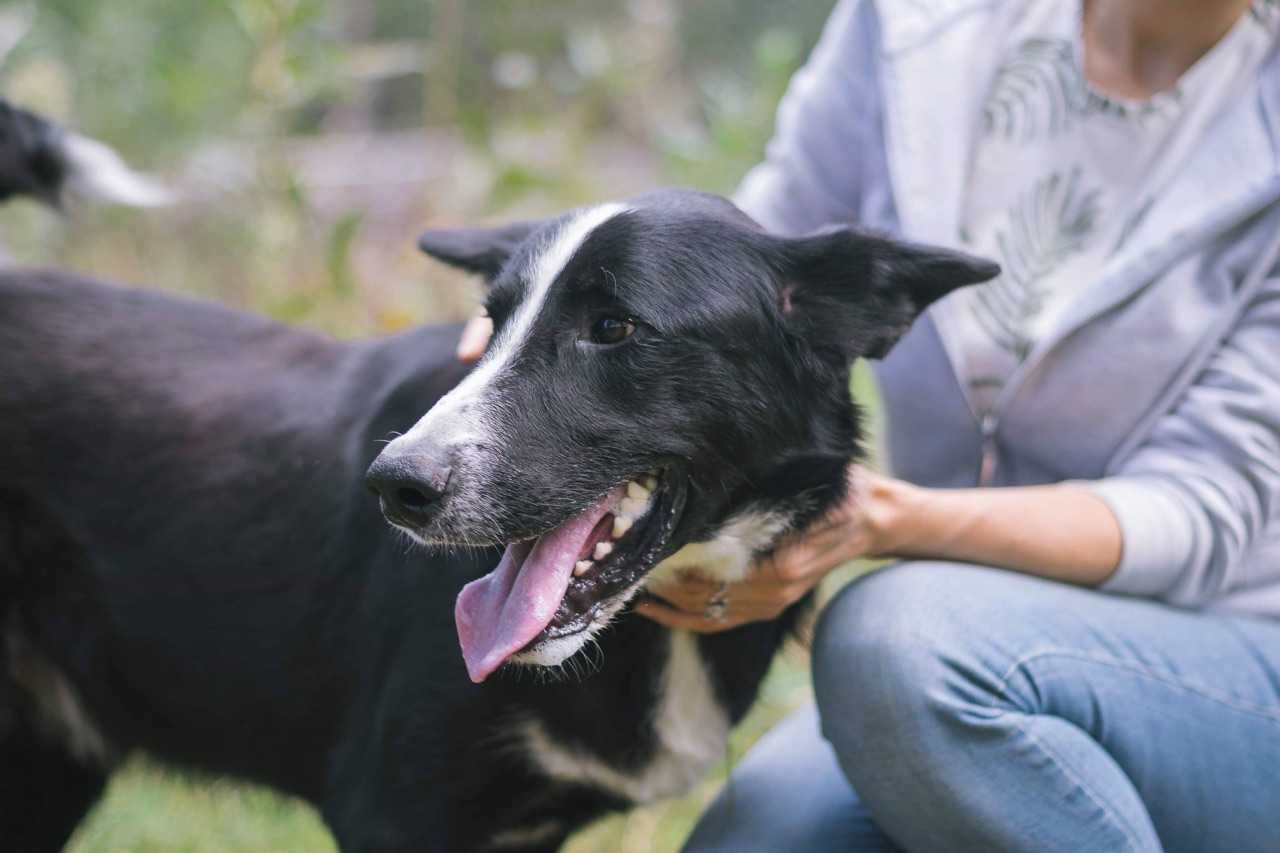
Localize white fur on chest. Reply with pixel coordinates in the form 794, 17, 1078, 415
520, 631, 729, 804
517, 510, 790, 803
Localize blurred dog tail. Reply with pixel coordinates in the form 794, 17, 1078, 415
0, 98, 172, 209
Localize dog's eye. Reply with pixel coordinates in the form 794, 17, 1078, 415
589, 315, 636, 345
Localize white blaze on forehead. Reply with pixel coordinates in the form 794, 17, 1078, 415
392, 203, 630, 453
522, 202, 630, 321
492, 201, 631, 371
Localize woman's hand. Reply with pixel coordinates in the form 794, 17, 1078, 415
635, 469, 900, 633
633, 465, 1125, 633
456, 313, 493, 363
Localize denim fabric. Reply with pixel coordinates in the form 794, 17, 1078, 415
684, 563, 1280, 852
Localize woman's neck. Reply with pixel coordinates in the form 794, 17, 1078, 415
1083, 0, 1254, 98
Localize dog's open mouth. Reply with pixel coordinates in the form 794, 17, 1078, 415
454, 468, 685, 682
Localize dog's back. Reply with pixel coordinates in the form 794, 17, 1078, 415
0, 270, 348, 769
0, 268, 484, 832
0, 269, 340, 484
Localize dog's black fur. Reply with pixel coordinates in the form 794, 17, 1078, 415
0, 100, 70, 206
0, 184, 995, 850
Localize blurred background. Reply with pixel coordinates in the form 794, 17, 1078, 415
0, 0, 834, 334
0, 1, 857, 849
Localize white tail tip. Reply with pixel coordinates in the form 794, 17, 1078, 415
61, 133, 175, 208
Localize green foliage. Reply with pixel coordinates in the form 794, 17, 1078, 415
326, 210, 363, 298
662, 25, 808, 193
12, 0, 337, 159
663, 0, 834, 192
15, 1, 246, 157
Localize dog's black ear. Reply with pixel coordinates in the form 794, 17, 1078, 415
418, 220, 543, 282
774, 227, 999, 359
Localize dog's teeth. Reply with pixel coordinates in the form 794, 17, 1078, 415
574, 559, 594, 577
593, 541, 613, 560
640, 474, 659, 491
620, 496, 649, 519
626, 480, 651, 501
612, 516, 632, 538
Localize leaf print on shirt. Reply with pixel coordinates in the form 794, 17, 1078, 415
983, 38, 1081, 141
982, 37, 1182, 141
969, 168, 1102, 359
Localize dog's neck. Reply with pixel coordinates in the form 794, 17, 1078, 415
647, 507, 794, 586
647, 445, 855, 586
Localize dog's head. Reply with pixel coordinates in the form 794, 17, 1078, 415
367, 190, 997, 682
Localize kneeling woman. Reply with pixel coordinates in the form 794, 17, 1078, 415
634, 0, 1280, 850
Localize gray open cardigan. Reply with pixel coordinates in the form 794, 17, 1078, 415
736, 0, 1280, 618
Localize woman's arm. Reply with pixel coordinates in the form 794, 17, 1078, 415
878, 478, 1121, 584
636, 471, 1122, 632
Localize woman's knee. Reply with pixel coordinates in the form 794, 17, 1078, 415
811, 562, 1029, 760
682, 706, 896, 852
814, 563, 955, 730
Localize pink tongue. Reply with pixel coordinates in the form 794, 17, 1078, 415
455, 486, 623, 683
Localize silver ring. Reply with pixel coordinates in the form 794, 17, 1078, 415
704, 582, 729, 622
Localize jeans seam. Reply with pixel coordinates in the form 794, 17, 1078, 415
994, 648, 1280, 723
1014, 718, 1155, 852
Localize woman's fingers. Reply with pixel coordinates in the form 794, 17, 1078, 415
752, 535, 843, 584
639, 572, 811, 633
633, 465, 888, 633
456, 314, 493, 363
634, 597, 771, 633
633, 599, 743, 632
644, 575, 725, 609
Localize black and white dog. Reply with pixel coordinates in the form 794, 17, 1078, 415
0, 98, 169, 209
1, 185, 995, 850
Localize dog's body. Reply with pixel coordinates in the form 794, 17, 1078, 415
0, 187, 996, 850
0, 269, 792, 851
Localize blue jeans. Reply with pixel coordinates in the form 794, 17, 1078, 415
684, 562, 1280, 852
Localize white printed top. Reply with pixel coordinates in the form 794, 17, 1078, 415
933, 0, 1280, 417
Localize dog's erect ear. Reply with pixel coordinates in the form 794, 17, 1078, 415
773, 228, 999, 359
418, 220, 543, 282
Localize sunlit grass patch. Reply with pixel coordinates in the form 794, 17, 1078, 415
69, 758, 336, 853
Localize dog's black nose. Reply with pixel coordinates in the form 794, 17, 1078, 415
365, 450, 453, 526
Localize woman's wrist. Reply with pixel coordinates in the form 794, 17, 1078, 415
856, 471, 921, 557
